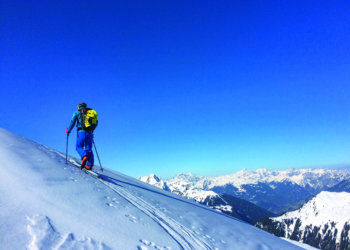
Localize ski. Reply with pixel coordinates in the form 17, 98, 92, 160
68, 159, 104, 181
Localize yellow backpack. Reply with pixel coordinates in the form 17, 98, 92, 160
79, 108, 98, 131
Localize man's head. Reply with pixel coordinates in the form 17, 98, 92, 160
78, 102, 87, 109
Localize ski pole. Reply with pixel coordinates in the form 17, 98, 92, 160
65, 129, 69, 164
92, 138, 104, 172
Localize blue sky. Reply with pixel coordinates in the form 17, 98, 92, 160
1, 0, 350, 179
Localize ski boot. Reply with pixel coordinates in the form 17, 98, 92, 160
81, 156, 88, 169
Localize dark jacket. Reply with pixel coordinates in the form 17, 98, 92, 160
68, 107, 98, 133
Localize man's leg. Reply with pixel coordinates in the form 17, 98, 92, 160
85, 131, 94, 167
76, 132, 87, 159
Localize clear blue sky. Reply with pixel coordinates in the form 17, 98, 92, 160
1, 1, 350, 179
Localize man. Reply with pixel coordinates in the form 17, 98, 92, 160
66, 102, 97, 170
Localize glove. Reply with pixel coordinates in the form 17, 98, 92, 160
66, 128, 70, 135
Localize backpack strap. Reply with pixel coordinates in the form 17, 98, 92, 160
77, 108, 86, 126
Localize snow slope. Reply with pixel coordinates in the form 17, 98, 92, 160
0, 128, 304, 250
281, 238, 319, 250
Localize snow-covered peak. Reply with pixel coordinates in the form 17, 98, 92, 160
139, 174, 222, 204
273, 191, 350, 243
139, 174, 161, 184
286, 167, 296, 173
169, 173, 204, 185
255, 191, 350, 249
275, 191, 350, 225
138, 174, 170, 191
168, 180, 220, 203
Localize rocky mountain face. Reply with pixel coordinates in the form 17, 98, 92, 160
254, 191, 350, 250
271, 198, 311, 217
168, 168, 350, 214
327, 179, 350, 193
138, 174, 275, 223
211, 182, 291, 213
204, 193, 276, 223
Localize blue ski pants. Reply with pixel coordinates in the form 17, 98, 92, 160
76, 131, 94, 166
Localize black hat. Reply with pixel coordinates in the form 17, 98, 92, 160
78, 102, 87, 108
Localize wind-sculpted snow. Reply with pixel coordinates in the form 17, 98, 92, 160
27, 214, 110, 250
0, 127, 303, 250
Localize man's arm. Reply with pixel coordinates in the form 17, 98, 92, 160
67, 112, 78, 133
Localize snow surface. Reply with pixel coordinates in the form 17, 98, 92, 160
0, 128, 304, 249
280, 238, 320, 250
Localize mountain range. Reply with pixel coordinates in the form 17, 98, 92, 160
165, 169, 350, 214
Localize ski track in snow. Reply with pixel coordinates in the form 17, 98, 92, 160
103, 178, 214, 250
52, 149, 214, 250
